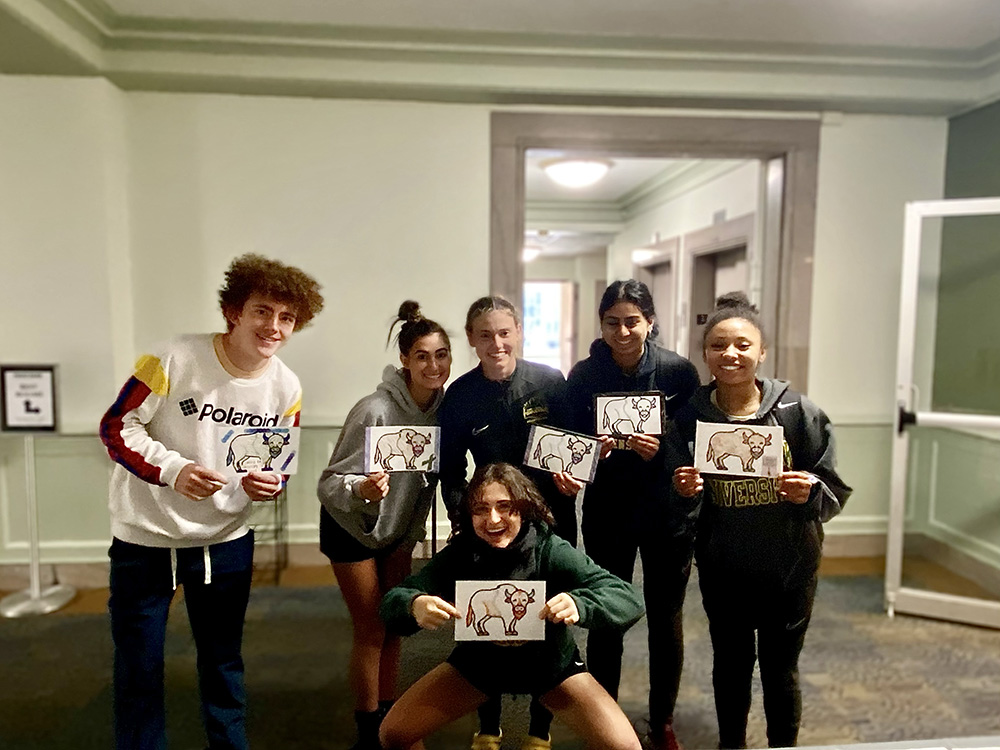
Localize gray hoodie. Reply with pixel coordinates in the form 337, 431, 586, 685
317, 365, 442, 549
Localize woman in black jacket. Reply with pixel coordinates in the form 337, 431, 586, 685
666, 292, 851, 748
562, 280, 699, 750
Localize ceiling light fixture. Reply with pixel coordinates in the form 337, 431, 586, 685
541, 158, 613, 189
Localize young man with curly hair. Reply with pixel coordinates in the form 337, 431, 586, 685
100, 254, 324, 750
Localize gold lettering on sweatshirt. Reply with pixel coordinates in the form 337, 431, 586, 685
706, 477, 781, 508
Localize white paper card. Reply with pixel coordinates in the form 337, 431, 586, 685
595, 392, 664, 436
694, 421, 784, 478
221, 425, 300, 475
523, 425, 600, 483
454, 580, 546, 642
364, 426, 441, 473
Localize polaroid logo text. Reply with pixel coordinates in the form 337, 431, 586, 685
198, 404, 279, 427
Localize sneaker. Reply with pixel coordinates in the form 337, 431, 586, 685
650, 722, 683, 750
520, 735, 552, 750
471, 731, 503, 750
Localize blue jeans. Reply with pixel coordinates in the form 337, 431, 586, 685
109, 532, 254, 750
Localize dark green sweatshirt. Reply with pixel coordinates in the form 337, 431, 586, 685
380, 523, 644, 690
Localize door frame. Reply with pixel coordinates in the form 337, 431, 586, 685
490, 111, 819, 389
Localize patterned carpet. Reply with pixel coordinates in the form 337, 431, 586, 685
1, 571, 999, 749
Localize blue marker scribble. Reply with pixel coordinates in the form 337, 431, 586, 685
222, 429, 234, 444
281, 452, 296, 472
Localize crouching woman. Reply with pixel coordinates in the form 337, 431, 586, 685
378, 463, 644, 750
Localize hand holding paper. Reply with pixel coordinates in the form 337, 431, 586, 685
539, 592, 579, 626
242, 470, 282, 501
777, 471, 816, 504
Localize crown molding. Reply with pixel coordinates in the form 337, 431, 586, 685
5, 0, 999, 114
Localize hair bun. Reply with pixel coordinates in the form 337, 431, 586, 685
397, 300, 423, 323
715, 291, 757, 314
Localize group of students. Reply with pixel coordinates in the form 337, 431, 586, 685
99, 253, 851, 750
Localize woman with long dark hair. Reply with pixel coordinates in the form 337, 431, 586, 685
562, 279, 699, 750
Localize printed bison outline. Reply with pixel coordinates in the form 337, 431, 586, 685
465, 583, 537, 637
531, 431, 594, 477
706, 427, 773, 473
226, 430, 291, 473
373, 428, 433, 471
600, 395, 658, 435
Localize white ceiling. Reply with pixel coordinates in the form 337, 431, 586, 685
3, 0, 1000, 115
101, 0, 1000, 50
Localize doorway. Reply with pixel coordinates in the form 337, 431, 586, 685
491, 111, 820, 389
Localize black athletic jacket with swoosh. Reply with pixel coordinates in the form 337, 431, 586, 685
562, 339, 700, 537
663, 378, 852, 596
439, 359, 565, 519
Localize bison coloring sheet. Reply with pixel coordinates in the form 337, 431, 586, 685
694, 421, 784, 478
523, 425, 600, 483
595, 391, 665, 437
455, 580, 546, 642
221, 426, 300, 475
364, 426, 441, 473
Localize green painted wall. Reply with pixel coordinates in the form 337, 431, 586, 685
934, 100, 1000, 414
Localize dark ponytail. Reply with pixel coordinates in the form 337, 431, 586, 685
387, 300, 451, 356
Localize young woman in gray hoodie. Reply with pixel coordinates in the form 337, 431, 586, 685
317, 301, 452, 750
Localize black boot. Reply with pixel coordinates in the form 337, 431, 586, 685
350, 709, 382, 750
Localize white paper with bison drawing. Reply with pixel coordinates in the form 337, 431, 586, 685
220, 426, 300, 476
364, 426, 441, 473
454, 580, 547, 642
595, 391, 665, 436
694, 421, 784, 478
523, 425, 600, 483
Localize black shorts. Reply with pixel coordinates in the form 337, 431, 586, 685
447, 643, 587, 698
319, 506, 403, 564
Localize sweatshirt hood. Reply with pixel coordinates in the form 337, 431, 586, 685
688, 378, 790, 420
375, 365, 443, 417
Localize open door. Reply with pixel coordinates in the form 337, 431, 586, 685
886, 197, 1000, 629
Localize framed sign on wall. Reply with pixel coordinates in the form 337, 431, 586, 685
1, 365, 58, 432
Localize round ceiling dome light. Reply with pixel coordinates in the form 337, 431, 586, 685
541, 158, 613, 189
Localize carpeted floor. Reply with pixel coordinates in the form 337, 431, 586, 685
2, 569, 1000, 749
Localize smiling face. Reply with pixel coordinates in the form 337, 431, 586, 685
601, 301, 653, 367
703, 317, 766, 388
467, 310, 521, 381
223, 293, 296, 371
401, 332, 452, 402
470, 481, 522, 549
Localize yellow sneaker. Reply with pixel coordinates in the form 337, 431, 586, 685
471, 731, 503, 750
520, 735, 552, 750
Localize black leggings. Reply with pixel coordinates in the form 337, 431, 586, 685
700, 573, 816, 748
582, 514, 693, 725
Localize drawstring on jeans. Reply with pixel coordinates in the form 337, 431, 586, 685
169, 546, 213, 588
170, 548, 178, 591
203, 546, 212, 585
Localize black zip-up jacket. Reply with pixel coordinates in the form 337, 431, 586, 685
562, 339, 700, 534
439, 359, 565, 516
663, 378, 852, 594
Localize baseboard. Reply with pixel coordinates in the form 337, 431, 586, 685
906, 532, 1000, 598
823, 533, 887, 558
1, 532, 894, 590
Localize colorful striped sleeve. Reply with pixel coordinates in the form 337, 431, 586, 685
99, 354, 191, 488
